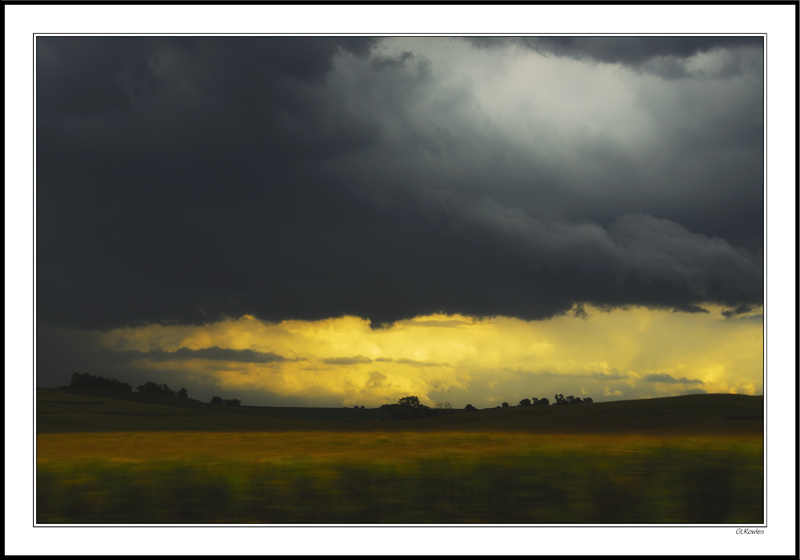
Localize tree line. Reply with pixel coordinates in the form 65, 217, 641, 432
507, 394, 594, 407
66, 373, 591, 413
66, 372, 240, 405
69, 372, 132, 392
380, 393, 594, 420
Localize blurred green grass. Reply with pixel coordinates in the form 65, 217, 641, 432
37, 438, 762, 524
35, 389, 764, 524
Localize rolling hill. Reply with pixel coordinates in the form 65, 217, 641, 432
36, 388, 763, 435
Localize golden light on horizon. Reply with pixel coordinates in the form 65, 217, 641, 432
88, 303, 764, 407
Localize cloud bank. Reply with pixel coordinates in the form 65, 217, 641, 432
36, 36, 764, 330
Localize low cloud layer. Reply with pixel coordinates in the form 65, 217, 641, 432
643, 373, 704, 384
106, 346, 293, 364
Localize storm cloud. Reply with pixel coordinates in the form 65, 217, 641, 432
36, 36, 764, 331
104, 346, 292, 364
643, 373, 704, 385
469, 36, 763, 78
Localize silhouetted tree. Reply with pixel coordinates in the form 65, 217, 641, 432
465, 404, 477, 411
158, 383, 176, 396
137, 381, 160, 393
502, 402, 509, 408
554, 394, 568, 405
434, 401, 453, 410
70, 372, 132, 392
519, 398, 531, 407
360, 406, 365, 409
381, 396, 433, 420
211, 396, 223, 405
136, 381, 178, 396
177, 387, 188, 398
398, 396, 422, 408
534, 397, 549, 406
583, 397, 593, 404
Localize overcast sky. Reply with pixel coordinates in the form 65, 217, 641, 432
36, 35, 765, 406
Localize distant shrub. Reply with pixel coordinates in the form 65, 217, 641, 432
70, 372, 132, 392
464, 404, 477, 411
502, 402, 509, 408
519, 398, 531, 407
211, 396, 223, 405
177, 387, 188, 399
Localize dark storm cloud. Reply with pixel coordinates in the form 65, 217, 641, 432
643, 373, 704, 384
103, 346, 292, 364
468, 36, 762, 77
36, 36, 764, 331
573, 304, 588, 319
371, 50, 415, 71
672, 304, 710, 314
721, 304, 756, 318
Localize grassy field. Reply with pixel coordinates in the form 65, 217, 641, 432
35, 389, 764, 524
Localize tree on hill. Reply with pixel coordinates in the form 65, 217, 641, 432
519, 398, 531, 406
398, 396, 422, 408
137, 381, 159, 393
381, 396, 433, 420
70, 372, 132, 392
434, 401, 453, 410
136, 381, 176, 396
177, 387, 188, 398
465, 404, 477, 411
158, 383, 176, 396
583, 397, 593, 404
502, 402, 509, 408
211, 396, 223, 405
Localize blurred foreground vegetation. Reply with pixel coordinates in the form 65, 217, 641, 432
37, 433, 762, 524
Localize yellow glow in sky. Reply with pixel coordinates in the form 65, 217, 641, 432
92, 304, 763, 408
